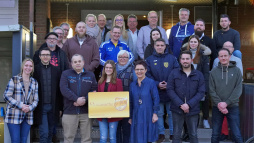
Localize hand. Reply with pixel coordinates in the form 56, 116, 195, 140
22, 104, 30, 113
128, 119, 132, 125
218, 102, 227, 109
77, 97, 86, 106
152, 113, 158, 123
158, 81, 167, 89
59, 111, 62, 117
180, 103, 190, 113
221, 108, 228, 114
73, 102, 80, 106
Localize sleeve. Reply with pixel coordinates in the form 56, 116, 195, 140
168, 27, 174, 52
144, 45, 152, 60
186, 73, 206, 108
212, 58, 219, 69
60, 72, 79, 102
236, 60, 243, 76
127, 32, 134, 55
173, 57, 180, 69
86, 44, 100, 71
62, 39, 71, 63
3, 78, 23, 109
105, 32, 110, 41
136, 27, 145, 59
146, 59, 160, 87
151, 81, 160, 114
225, 69, 242, 106
209, 72, 222, 105
29, 80, 39, 111
99, 43, 107, 66
210, 39, 218, 61
62, 50, 70, 70
233, 31, 241, 51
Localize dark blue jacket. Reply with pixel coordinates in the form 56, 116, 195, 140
60, 69, 97, 114
167, 66, 205, 116
146, 50, 179, 103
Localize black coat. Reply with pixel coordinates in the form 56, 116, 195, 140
33, 63, 62, 125
102, 26, 110, 42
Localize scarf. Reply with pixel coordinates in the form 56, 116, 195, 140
86, 24, 100, 38
116, 61, 131, 75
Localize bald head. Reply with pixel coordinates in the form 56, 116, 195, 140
223, 41, 234, 54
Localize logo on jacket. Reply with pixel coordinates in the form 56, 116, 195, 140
154, 63, 157, 65
119, 47, 123, 50
164, 62, 169, 68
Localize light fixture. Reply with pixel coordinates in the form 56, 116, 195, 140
143, 15, 146, 18
166, 29, 171, 39
66, 3, 73, 38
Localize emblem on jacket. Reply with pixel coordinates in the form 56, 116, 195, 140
154, 63, 157, 65
119, 47, 123, 50
164, 62, 169, 68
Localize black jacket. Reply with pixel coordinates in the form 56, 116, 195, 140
33, 43, 69, 73
33, 63, 62, 125
102, 26, 110, 42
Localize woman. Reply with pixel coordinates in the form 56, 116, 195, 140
3, 58, 39, 143
98, 60, 123, 143
85, 14, 102, 46
116, 50, 137, 143
144, 28, 172, 59
105, 14, 134, 59
53, 26, 64, 48
129, 60, 160, 143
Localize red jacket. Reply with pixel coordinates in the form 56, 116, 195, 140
97, 78, 123, 122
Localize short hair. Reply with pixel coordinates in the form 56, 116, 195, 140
98, 14, 106, 19
60, 22, 70, 28
128, 14, 137, 21
85, 14, 97, 23
180, 50, 193, 59
71, 54, 84, 62
218, 48, 231, 56
154, 38, 166, 45
195, 18, 206, 25
111, 25, 122, 32
148, 11, 157, 17
179, 8, 190, 15
53, 26, 64, 34
39, 47, 51, 55
220, 14, 230, 21
134, 60, 147, 70
117, 50, 130, 61
21, 58, 34, 76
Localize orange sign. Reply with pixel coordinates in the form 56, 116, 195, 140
88, 92, 129, 118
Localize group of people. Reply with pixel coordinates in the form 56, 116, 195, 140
3, 7, 244, 143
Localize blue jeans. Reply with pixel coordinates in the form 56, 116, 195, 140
172, 112, 199, 143
211, 106, 243, 143
116, 118, 130, 143
99, 118, 118, 143
158, 102, 173, 135
233, 50, 242, 60
7, 119, 31, 143
39, 104, 55, 143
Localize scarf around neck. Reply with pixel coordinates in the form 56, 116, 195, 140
86, 24, 100, 38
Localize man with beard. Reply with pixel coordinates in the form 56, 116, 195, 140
62, 21, 100, 72
167, 50, 205, 143
213, 14, 241, 59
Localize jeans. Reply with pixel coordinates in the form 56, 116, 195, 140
211, 106, 243, 143
158, 102, 173, 135
233, 50, 242, 60
172, 112, 199, 143
7, 119, 31, 143
99, 118, 118, 143
39, 104, 55, 143
116, 118, 130, 143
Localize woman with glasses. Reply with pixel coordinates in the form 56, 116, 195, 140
3, 58, 39, 143
129, 60, 160, 143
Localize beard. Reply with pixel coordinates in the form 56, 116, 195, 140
194, 30, 203, 38
77, 32, 86, 38
47, 43, 56, 48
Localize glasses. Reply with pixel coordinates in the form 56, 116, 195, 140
135, 69, 145, 71
40, 54, 51, 57
115, 19, 123, 22
63, 29, 69, 32
47, 38, 57, 41
119, 57, 128, 59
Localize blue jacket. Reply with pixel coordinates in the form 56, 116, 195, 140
167, 66, 205, 116
146, 50, 179, 103
60, 69, 98, 114
168, 22, 194, 58
99, 40, 134, 66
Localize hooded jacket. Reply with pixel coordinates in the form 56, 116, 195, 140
209, 61, 242, 107
146, 49, 179, 103
168, 22, 194, 58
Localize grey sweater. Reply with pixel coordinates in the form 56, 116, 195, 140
209, 61, 242, 107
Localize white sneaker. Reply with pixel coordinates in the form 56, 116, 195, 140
203, 119, 210, 128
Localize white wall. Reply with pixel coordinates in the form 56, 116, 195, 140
0, 0, 18, 25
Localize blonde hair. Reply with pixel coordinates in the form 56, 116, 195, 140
21, 58, 34, 76
85, 14, 97, 23
148, 11, 158, 17
98, 14, 106, 19
113, 14, 128, 40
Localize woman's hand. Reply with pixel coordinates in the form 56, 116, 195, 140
128, 119, 132, 125
22, 104, 30, 113
152, 113, 158, 123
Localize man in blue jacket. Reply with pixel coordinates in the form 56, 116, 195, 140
167, 50, 205, 143
168, 8, 194, 58
60, 54, 97, 143
146, 38, 179, 142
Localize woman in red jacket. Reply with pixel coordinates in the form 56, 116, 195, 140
97, 60, 123, 143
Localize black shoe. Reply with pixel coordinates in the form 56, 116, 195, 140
219, 134, 228, 141
170, 135, 173, 140
157, 134, 165, 143
182, 133, 190, 142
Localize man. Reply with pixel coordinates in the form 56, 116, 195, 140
213, 41, 243, 75
62, 21, 100, 72
146, 38, 179, 142
137, 11, 168, 59
100, 26, 134, 66
60, 54, 97, 143
167, 50, 205, 143
33, 47, 62, 143
53, 26, 65, 48
213, 14, 241, 59
127, 14, 139, 60
33, 32, 69, 73
60, 22, 70, 43
209, 48, 243, 143
97, 14, 110, 43
169, 8, 194, 58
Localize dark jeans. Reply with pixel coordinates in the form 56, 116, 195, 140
172, 112, 199, 143
201, 95, 209, 119
211, 106, 243, 143
39, 104, 55, 143
7, 118, 31, 143
116, 118, 130, 143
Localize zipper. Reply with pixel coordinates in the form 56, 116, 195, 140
76, 74, 81, 114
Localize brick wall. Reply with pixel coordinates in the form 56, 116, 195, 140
18, 0, 30, 29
